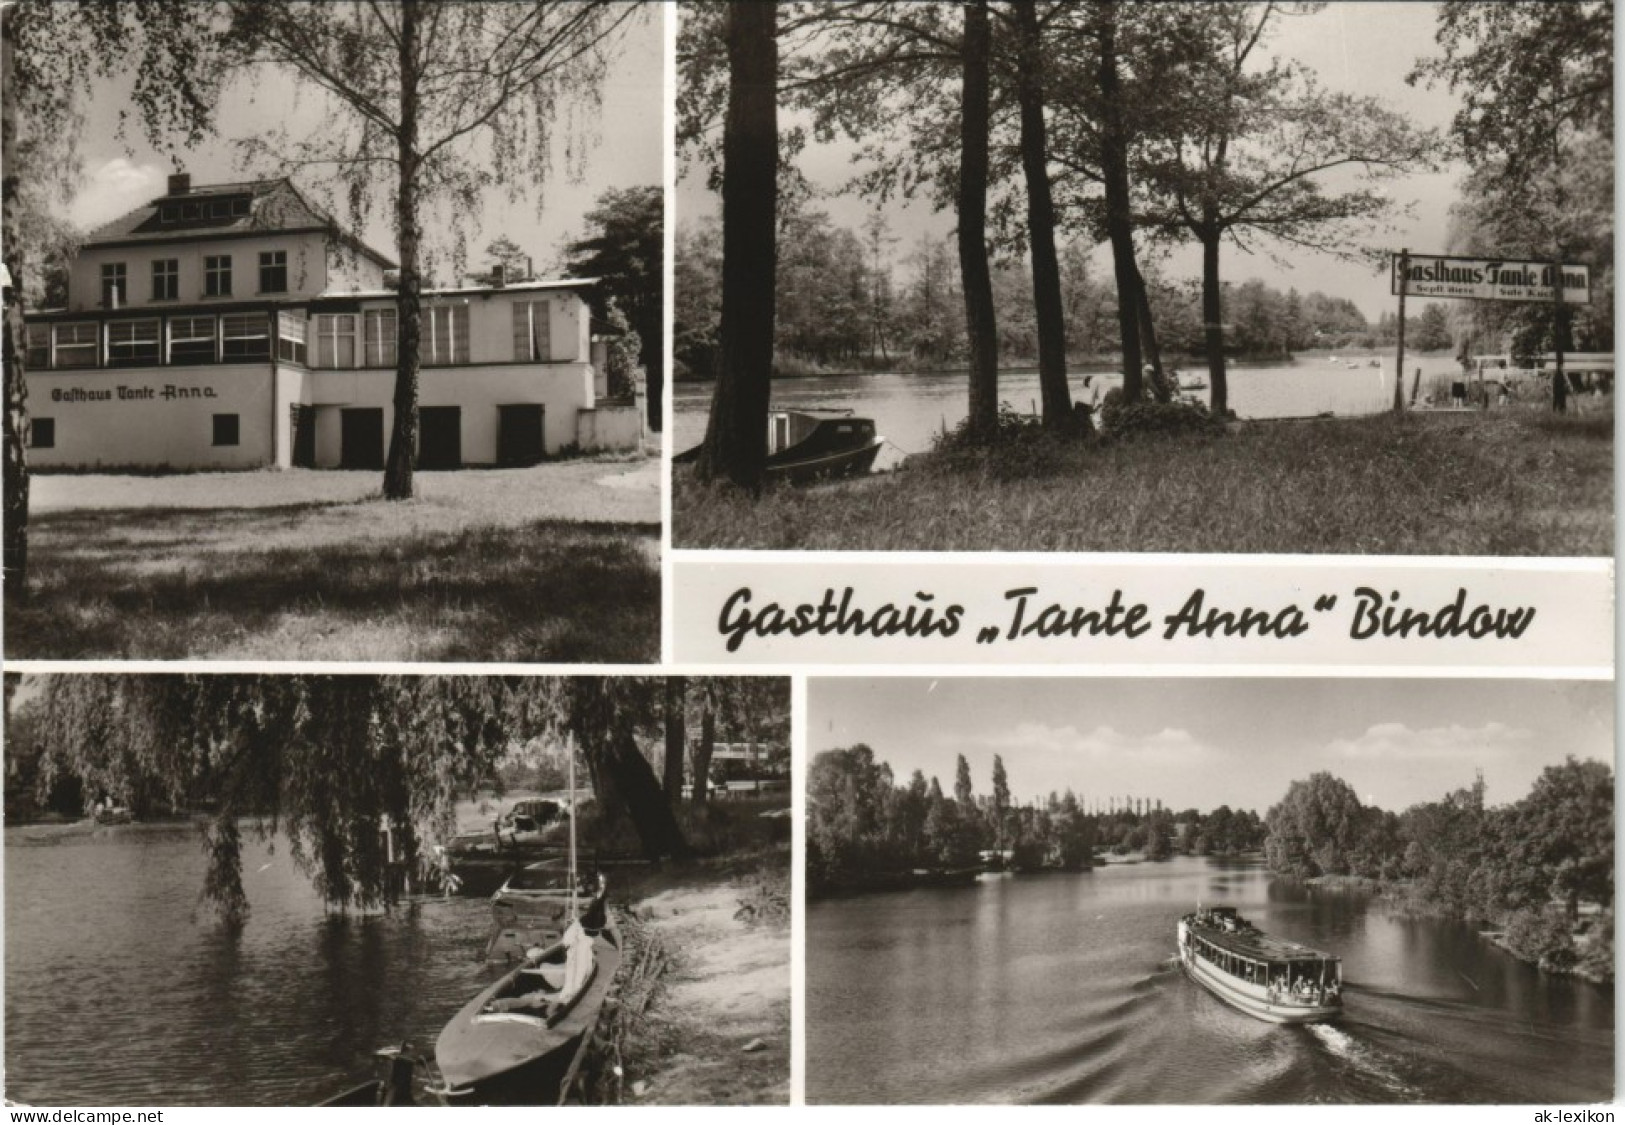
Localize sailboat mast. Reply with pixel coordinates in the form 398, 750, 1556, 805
568, 740, 578, 917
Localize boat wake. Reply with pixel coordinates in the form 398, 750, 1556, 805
1305, 1022, 1422, 1101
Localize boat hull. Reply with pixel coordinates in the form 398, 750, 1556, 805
1177, 919, 1341, 1025
435, 924, 622, 1103
766, 437, 883, 485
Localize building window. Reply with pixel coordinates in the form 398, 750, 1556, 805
101, 263, 127, 308
512, 300, 552, 362
208, 200, 229, 220
152, 259, 179, 301
108, 319, 162, 366
222, 313, 271, 360
25, 324, 51, 368
205, 255, 232, 297
212, 414, 240, 447
182, 201, 201, 220
259, 250, 288, 294
420, 304, 469, 365
232, 198, 250, 217
169, 316, 217, 365
54, 323, 99, 368
277, 311, 307, 365
315, 313, 357, 368
363, 308, 397, 367
30, 418, 55, 449
160, 203, 181, 223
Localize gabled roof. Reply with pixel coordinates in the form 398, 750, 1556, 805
82, 177, 398, 269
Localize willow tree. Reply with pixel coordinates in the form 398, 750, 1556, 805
16, 674, 706, 926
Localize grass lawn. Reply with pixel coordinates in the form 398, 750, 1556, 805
7, 461, 661, 661
673, 406, 1613, 554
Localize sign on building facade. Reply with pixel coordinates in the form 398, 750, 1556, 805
1391, 254, 1590, 305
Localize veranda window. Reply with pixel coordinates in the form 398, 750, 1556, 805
277, 312, 307, 365
169, 316, 217, 364
316, 313, 357, 368
511, 300, 551, 362
222, 313, 271, 360
25, 324, 50, 368
108, 319, 162, 365
419, 304, 469, 365
363, 308, 397, 367
54, 323, 99, 368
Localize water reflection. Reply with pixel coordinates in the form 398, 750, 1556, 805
807, 855, 1613, 1104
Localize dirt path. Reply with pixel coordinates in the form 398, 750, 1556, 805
630, 883, 790, 1106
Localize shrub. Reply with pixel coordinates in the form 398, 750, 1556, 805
1500, 905, 1578, 971
922, 401, 1085, 481
1099, 389, 1224, 440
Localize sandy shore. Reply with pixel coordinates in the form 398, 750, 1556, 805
630, 882, 790, 1106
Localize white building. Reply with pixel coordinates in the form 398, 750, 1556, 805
24, 173, 642, 470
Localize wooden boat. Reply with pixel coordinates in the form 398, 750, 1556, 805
673, 409, 884, 484
435, 912, 621, 1103
1177, 906, 1342, 1024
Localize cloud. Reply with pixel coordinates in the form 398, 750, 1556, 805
1328, 721, 1534, 761
937, 722, 1212, 761
68, 159, 167, 231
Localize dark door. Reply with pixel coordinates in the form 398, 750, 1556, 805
290, 404, 316, 468
340, 408, 384, 470
417, 406, 462, 469
497, 404, 545, 466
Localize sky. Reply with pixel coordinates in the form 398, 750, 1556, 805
677, 2, 1466, 321
807, 678, 1614, 815
60, 3, 666, 283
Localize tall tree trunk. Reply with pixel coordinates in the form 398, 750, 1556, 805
1132, 261, 1170, 402
958, 0, 999, 440
586, 724, 691, 860
691, 704, 716, 807
383, 0, 422, 500
1096, 1, 1143, 402
1200, 230, 1229, 417
1013, 0, 1072, 430
663, 676, 686, 801
2, 8, 29, 591
696, 1, 777, 489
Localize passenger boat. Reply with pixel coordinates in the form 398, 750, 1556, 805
673, 409, 884, 484
1177, 906, 1342, 1024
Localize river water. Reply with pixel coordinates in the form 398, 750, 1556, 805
805, 856, 1613, 1104
5, 824, 498, 1106
674, 356, 1469, 470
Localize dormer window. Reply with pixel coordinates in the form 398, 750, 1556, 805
160, 204, 180, 223
208, 200, 229, 219
232, 198, 250, 217
183, 202, 201, 220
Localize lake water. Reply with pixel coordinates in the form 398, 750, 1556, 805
674, 356, 1468, 470
805, 856, 1614, 1104
5, 824, 499, 1106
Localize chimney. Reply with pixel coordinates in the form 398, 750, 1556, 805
525, 256, 533, 281
493, 262, 506, 288
168, 172, 192, 196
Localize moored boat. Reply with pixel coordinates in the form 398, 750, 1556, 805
435, 912, 621, 1102
1177, 906, 1342, 1024
674, 409, 883, 484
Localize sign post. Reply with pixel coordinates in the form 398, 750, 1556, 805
1389, 253, 1591, 413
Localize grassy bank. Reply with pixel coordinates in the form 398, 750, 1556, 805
7, 462, 660, 661
674, 407, 1612, 554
